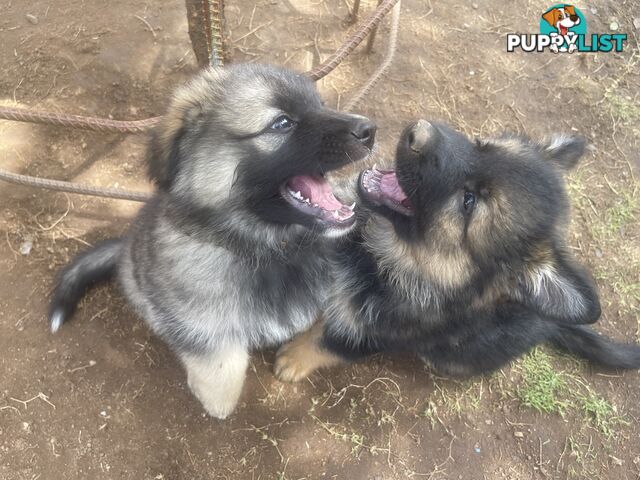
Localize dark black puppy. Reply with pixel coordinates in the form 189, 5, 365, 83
275, 120, 640, 381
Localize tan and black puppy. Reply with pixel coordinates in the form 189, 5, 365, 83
49, 64, 376, 418
275, 120, 640, 381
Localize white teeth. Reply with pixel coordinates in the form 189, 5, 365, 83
348, 202, 356, 210
372, 163, 377, 171
333, 210, 340, 219
289, 188, 311, 203
313, 203, 318, 207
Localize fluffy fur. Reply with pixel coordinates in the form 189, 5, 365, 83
275, 120, 640, 382
49, 63, 376, 418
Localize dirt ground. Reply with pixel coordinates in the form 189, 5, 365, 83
1, 0, 639, 478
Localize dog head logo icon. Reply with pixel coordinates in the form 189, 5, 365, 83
542, 5, 581, 35
540, 4, 587, 52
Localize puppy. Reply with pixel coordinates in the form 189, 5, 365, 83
542, 5, 581, 53
49, 64, 376, 418
275, 120, 640, 381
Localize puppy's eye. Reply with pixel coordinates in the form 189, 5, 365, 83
270, 115, 295, 132
463, 191, 476, 212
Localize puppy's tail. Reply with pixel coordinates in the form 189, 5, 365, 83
49, 238, 122, 333
550, 324, 640, 370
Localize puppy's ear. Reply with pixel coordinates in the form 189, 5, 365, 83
516, 247, 601, 324
565, 5, 576, 16
147, 108, 188, 190
542, 8, 560, 27
537, 135, 586, 171
147, 69, 220, 189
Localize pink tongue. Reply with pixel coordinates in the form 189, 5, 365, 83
380, 172, 408, 202
288, 175, 344, 210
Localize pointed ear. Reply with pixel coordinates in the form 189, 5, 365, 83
147, 68, 222, 189
147, 108, 188, 190
536, 135, 586, 171
517, 247, 601, 324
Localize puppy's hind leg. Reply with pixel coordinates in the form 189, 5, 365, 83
181, 344, 249, 419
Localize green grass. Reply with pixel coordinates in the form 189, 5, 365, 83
594, 266, 640, 329
566, 164, 637, 246
594, 189, 637, 240
577, 177, 639, 325
513, 349, 629, 439
566, 167, 588, 197
604, 190, 637, 236
614, 281, 640, 304
517, 348, 568, 414
580, 389, 629, 438
611, 278, 640, 335
604, 84, 640, 124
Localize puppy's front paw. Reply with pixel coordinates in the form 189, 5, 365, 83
274, 341, 316, 382
275, 328, 345, 382
275, 320, 345, 383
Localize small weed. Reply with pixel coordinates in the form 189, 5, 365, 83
593, 189, 637, 240
421, 400, 439, 429
378, 409, 397, 427
603, 190, 636, 237
580, 389, 629, 438
604, 83, 640, 124
612, 278, 640, 309
567, 435, 599, 478
612, 278, 640, 336
567, 168, 588, 197
311, 414, 388, 460
517, 348, 568, 414
431, 378, 484, 417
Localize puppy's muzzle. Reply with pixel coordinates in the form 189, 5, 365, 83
350, 118, 377, 149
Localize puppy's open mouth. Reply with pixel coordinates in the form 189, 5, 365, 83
359, 166, 414, 216
280, 175, 356, 227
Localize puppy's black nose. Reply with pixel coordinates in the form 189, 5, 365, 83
409, 119, 439, 152
351, 119, 376, 149
570, 14, 579, 22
